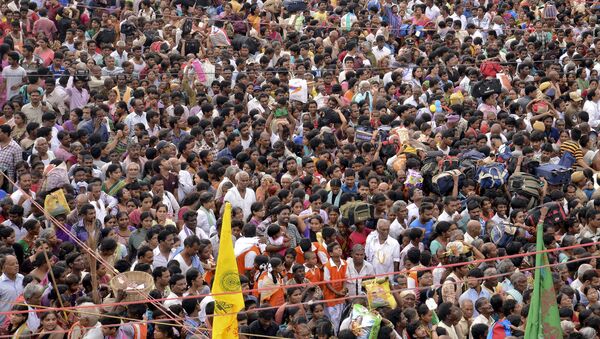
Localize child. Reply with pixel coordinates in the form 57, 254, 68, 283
295, 238, 329, 267
257, 257, 286, 306
283, 248, 297, 281
199, 240, 216, 287
304, 251, 323, 284
323, 242, 347, 333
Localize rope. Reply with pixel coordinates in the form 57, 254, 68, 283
0, 241, 596, 315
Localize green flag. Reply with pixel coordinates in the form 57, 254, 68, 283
524, 214, 563, 339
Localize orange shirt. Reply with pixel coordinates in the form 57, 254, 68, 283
305, 265, 323, 284
323, 259, 347, 307
257, 271, 286, 307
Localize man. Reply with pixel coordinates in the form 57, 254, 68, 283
2, 51, 26, 100
458, 268, 491, 316
196, 192, 217, 236
173, 235, 203, 275
471, 297, 494, 333
110, 41, 128, 67
21, 88, 52, 125
409, 203, 435, 244
101, 55, 123, 77
44, 78, 69, 116
179, 210, 208, 242
20, 44, 43, 74
153, 229, 176, 268
345, 244, 375, 296
275, 205, 302, 249
437, 302, 461, 339
70, 203, 102, 243
124, 99, 149, 136
0, 125, 22, 182
23, 282, 45, 331
66, 76, 90, 110
442, 257, 469, 304
438, 196, 461, 223
149, 176, 180, 218
154, 156, 179, 199
11, 172, 35, 216
164, 274, 187, 308
580, 209, 600, 241
54, 131, 76, 165
224, 171, 256, 221
130, 245, 154, 271
152, 267, 171, 297
504, 271, 528, 304
299, 193, 329, 225
216, 133, 241, 161
365, 219, 400, 278
0, 255, 24, 323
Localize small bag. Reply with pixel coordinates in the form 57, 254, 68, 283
405, 169, 424, 189
535, 164, 572, 186
477, 163, 509, 189
439, 155, 460, 172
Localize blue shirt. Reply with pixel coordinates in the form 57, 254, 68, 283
409, 218, 435, 243
458, 288, 491, 316
81, 119, 109, 142
341, 182, 358, 194
0, 273, 24, 323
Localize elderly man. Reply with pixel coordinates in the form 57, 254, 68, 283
345, 244, 375, 296
0, 255, 24, 324
23, 282, 46, 332
365, 219, 400, 279
223, 171, 256, 221
68, 302, 103, 339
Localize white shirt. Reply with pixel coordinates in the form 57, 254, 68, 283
123, 111, 149, 136
223, 186, 256, 221
345, 258, 375, 296
389, 218, 406, 241
438, 210, 459, 223
178, 225, 209, 243
110, 50, 128, 67
365, 232, 400, 278
164, 291, 182, 308
2, 220, 27, 241
0, 273, 24, 323
372, 45, 392, 61
583, 100, 600, 128
11, 190, 35, 216
152, 246, 176, 268
425, 5, 440, 20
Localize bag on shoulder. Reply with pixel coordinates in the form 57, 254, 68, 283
432, 169, 464, 196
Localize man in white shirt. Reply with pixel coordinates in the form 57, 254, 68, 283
11, 172, 35, 216
365, 220, 400, 279
438, 196, 461, 223
471, 297, 494, 333
153, 230, 176, 268
178, 210, 209, 242
583, 89, 600, 129
224, 171, 256, 221
345, 244, 375, 296
371, 35, 392, 62
164, 273, 187, 308
0, 255, 24, 323
425, 0, 440, 21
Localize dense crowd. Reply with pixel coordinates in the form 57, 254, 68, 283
2, 0, 600, 338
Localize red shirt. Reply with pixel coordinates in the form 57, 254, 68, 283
348, 228, 372, 249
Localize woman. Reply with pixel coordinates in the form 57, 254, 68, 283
275, 287, 307, 324
178, 153, 201, 200
115, 189, 133, 214
129, 193, 155, 227
17, 219, 41, 257
34, 38, 54, 67
10, 111, 27, 142
102, 164, 126, 195
7, 304, 31, 338
36, 311, 65, 339
154, 204, 176, 228
114, 212, 135, 247
199, 240, 216, 287
247, 202, 265, 226
255, 174, 276, 203
429, 221, 455, 260
62, 109, 82, 133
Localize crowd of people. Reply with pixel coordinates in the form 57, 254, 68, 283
2, 0, 600, 337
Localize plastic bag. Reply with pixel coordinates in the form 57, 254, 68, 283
44, 189, 71, 216
350, 304, 382, 339
362, 277, 397, 309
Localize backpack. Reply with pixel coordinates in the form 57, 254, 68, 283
432, 170, 464, 196
421, 151, 445, 177
439, 155, 460, 172
508, 172, 543, 209
476, 163, 509, 189
525, 202, 567, 229
558, 151, 576, 168
341, 201, 372, 224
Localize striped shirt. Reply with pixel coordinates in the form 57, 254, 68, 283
560, 140, 583, 162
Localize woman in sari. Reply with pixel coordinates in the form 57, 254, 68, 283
102, 164, 126, 195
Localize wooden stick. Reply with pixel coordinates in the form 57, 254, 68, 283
43, 249, 69, 324
86, 225, 101, 304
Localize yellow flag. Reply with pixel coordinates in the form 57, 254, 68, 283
211, 203, 245, 339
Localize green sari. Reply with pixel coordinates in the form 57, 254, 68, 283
102, 180, 127, 195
